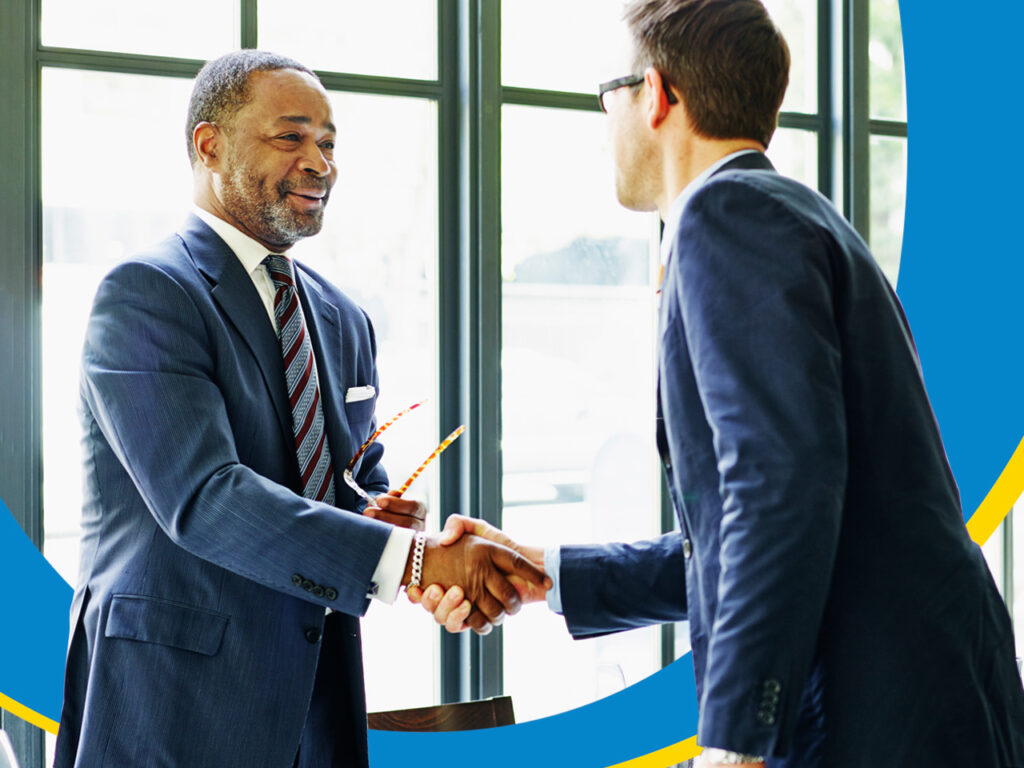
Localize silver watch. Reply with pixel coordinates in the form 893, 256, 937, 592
702, 747, 765, 764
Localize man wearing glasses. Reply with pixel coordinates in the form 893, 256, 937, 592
413, 0, 1024, 765
54, 50, 547, 768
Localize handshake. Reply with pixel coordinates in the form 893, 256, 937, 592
366, 495, 548, 634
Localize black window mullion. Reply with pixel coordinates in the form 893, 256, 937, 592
465, 0, 503, 702
818, 0, 834, 199
843, 0, 870, 240
241, 0, 257, 48
438, 0, 470, 705
0, 0, 46, 763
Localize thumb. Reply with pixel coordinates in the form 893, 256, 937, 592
440, 514, 472, 545
493, 544, 551, 590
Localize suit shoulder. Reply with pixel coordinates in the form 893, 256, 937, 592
692, 169, 854, 243
102, 233, 195, 285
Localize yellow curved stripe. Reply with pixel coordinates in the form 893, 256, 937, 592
966, 436, 1024, 545
0, 691, 59, 735
605, 736, 701, 767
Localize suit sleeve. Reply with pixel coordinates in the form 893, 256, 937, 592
81, 259, 393, 617
558, 532, 687, 638
673, 179, 846, 756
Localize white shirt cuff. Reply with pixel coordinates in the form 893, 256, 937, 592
368, 527, 415, 604
544, 546, 563, 613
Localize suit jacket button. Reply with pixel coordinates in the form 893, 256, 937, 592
368, 582, 380, 596
324, 587, 338, 601
682, 539, 692, 558
304, 628, 321, 644
312, 585, 325, 598
292, 574, 303, 587
302, 579, 315, 592
757, 710, 776, 725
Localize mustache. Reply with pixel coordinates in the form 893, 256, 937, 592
277, 177, 331, 198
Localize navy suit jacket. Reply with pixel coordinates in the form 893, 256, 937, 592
558, 154, 1024, 766
54, 215, 395, 768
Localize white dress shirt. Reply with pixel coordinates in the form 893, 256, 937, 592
191, 206, 412, 605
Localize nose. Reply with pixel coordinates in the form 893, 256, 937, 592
298, 144, 331, 178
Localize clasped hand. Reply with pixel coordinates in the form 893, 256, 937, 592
363, 497, 550, 634
410, 515, 548, 635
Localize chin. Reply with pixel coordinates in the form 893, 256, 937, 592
615, 184, 656, 213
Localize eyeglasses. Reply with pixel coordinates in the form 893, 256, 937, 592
342, 400, 466, 505
597, 73, 679, 113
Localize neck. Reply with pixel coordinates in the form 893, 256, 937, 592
655, 137, 763, 219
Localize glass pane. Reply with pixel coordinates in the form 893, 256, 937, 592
869, 0, 907, 121
766, 126, 818, 191
869, 135, 906, 286
502, 0, 633, 92
42, 69, 194, 590
762, 0, 818, 114
295, 92, 440, 712
42, 69, 440, 715
501, 104, 662, 721
259, 0, 437, 80
42, 0, 236, 59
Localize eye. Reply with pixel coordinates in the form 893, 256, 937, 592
320, 140, 335, 151
277, 133, 301, 143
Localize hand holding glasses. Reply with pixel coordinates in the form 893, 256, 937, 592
343, 400, 465, 506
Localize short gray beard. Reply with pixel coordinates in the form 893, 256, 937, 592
221, 165, 326, 248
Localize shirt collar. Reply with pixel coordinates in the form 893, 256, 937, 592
659, 149, 762, 266
191, 205, 283, 275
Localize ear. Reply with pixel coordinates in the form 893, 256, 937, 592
643, 67, 674, 129
193, 122, 222, 169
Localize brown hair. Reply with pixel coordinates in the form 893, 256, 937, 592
623, 0, 790, 147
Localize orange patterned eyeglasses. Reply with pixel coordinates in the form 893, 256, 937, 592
342, 400, 466, 505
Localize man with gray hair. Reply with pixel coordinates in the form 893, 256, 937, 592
54, 50, 546, 768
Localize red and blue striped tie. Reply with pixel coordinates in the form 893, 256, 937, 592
264, 254, 336, 505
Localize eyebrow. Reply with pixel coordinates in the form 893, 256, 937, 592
277, 115, 337, 134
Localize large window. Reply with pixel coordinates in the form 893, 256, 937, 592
0, 1, 943, 765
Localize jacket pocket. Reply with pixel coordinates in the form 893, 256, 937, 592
105, 594, 229, 656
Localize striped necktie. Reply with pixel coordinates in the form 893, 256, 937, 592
264, 254, 336, 505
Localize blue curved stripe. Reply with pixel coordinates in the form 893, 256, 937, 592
0, 498, 72, 723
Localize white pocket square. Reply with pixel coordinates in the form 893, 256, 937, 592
344, 385, 376, 403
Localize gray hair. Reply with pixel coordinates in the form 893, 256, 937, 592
185, 50, 318, 165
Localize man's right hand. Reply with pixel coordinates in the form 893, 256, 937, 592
407, 515, 550, 634
402, 530, 550, 634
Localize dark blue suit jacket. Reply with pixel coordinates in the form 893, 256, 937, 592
559, 154, 1024, 766
55, 215, 395, 768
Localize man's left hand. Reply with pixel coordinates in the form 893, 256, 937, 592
362, 491, 426, 531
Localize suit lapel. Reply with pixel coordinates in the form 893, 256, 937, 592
294, 270, 357, 478
179, 214, 294, 455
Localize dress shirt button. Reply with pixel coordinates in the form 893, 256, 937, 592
324, 587, 338, 601
291, 574, 303, 587
661, 455, 672, 471
312, 585, 325, 598
304, 628, 321, 644
682, 539, 692, 558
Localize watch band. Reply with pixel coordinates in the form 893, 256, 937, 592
702, 747, 765, 764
